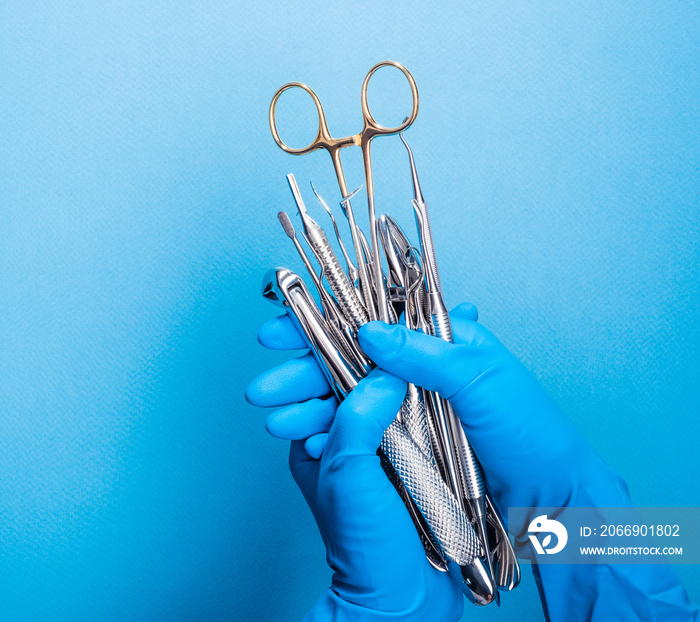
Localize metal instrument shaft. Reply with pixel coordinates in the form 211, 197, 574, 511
287, 174, 369, 331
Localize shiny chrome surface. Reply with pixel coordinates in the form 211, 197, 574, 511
287, 174, 369, 332
261, 268, 360, 398
266, 68, 519, 606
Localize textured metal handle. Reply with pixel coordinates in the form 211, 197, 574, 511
430, 307, 453, 343
399, 384, 434, 461
381, 420, 480, 565
311, 230, 369, 331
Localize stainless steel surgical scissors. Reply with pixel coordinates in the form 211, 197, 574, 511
269, 60, 420, 323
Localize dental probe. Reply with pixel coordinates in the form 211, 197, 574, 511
400, 133, 501, 602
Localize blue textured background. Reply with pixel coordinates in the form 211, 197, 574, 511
1, 2, 698, 620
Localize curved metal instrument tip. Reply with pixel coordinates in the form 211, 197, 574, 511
341, 185, 363, 205
286, 173, 319, 233
399, 133, 424, 204
277, 211, 296, 239
340, 185, 362, 216
310, 182, 332, 216
338, 185, 363, 217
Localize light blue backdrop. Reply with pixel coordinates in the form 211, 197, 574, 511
1, 2, 698, 620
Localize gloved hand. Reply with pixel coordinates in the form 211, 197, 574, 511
247, 303, 698, 621
245, 325, 464, 620
358, 303, 628, 519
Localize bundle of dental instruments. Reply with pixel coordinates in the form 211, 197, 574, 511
262, 61, 520, 606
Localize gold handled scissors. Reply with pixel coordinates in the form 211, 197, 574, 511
269, 60, 420, 322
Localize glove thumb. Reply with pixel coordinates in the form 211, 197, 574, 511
323, 368, 407, 461
358, 322, 491, 400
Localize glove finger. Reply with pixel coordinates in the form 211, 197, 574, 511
358, 322, 491, 399
323, 369, 407, 460
257, 314, 308, 351
313, 370, 462, 613
245, 352, 332, 407
360, 313, 601, 513
265, 397, 337, 440
304, 433, 329, 459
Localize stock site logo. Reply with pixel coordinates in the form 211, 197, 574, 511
528, 515, 568, 555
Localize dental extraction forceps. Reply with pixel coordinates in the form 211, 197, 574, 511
269, 60, 420, 323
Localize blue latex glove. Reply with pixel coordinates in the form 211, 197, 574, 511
247, 303, 698, 621
357, 305, 698, 622
246, 328, 464, 620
